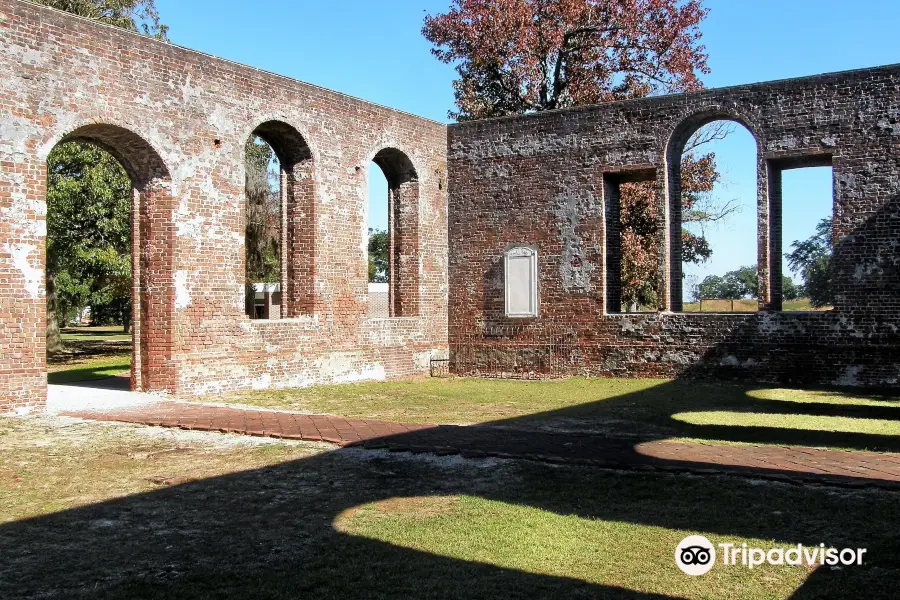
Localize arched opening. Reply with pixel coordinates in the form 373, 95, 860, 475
368, 148, 420, 317
244, 121, 315, 319
676, 120, 759, 313
367, 160, 390, 317
44, 124, 175, 393
666, 114, 760, 313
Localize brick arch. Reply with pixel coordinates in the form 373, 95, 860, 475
47, 124, 176, 394
244, 121, 317, 318
370, 147, 421, 317
662, 110, 765, 312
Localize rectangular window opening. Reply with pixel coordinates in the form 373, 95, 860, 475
604, 169, 658, 314
778, 159, 835, 313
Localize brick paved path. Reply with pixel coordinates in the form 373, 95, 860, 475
61, 400, 900, 489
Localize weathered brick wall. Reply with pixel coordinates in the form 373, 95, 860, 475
448, 64, 900, 388
0, 0, 447, 412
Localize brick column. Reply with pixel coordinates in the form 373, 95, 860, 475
285, 162, 317, 317
664, 163, 681, 312
0, 156, 47, 412
138, 178, 178, 394
763, 162, 782, 311
392, 179, 421, 317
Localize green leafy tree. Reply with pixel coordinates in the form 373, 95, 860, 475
46, 142, 133, 350
39, 0, 167, 353
720, 265, 758, 299
244, 136, 281, 288
34, 0, 168, 39
367, 229, 389, 283
781, 275, 800, 301
694, 274, 724, 301
424, 1, 740, 309
786, 218, 834, 308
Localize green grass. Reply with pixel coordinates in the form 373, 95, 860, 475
682, 298, 831, 313
61, 325, 131, 342
224, 377, 666, 424
2, 416, 898, 599
47, 356, 131, 384
48, 326, 131, 384
337, 495, 811, 598
222, 377, 900, 453
674, 411, 900, 437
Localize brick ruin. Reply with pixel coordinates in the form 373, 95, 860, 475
0, 0, 447, 412
2, 0, 899, 413
448, 63, 900, 387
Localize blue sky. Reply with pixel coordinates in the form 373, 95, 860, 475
156, 0, 900, 294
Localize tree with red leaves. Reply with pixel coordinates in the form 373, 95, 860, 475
424, 0, 732, 308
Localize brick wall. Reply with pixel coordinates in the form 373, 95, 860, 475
0, 0, 448, 412
448, 64, 900, 388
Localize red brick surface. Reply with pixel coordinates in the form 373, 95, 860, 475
447, 64, 900, 387
61, 401, 900, 489
0, 1, 448, 412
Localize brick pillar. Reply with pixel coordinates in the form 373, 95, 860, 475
138, 178, 178, 394
764, 162, 783, 311
131, 188, 142, 392
665, 161, 682, 312
0, 155, 47, 412
285, 161, 316, 317
392, 179, 421, 317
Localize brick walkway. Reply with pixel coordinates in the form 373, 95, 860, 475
60, 400, 900, 489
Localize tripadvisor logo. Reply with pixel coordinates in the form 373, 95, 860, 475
675, 535, 717, 575
675, 535, 867, 576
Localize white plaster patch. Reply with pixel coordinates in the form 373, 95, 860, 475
3, 243, 42, 299
315, 353, 386, 384
250, 373, 272, 391
413, 350, 437, 371
207, 104, 232, 134
833, 365, 863, 387
174, 270, 192, 309
0, 116, 40, 163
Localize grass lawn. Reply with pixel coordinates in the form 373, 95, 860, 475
47, 356, 131, 384
1, 415, 898, 599
61, 325, 132, 343
682, 298, 831, 312
221, 378, 900, 453
48, 326, 131, 384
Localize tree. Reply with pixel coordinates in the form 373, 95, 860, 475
786, 218, 833, 308
34, 0, 168, 39
46, 142, 133, 348
781, 275, 800, 301
424, 0, 729, 309
368, 229, 389, 283
721, 265, 757, 299
694, 274, 723, 301
244, 137, 281, 287
38, 0, 168, 353
423, 0, 708, 121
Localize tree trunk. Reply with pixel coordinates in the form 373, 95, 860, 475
46, 273, 64, 355
122, 305, 131, 334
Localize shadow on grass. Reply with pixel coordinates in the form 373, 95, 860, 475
1, 435, 898, 599
47, 361, 130, 385
60, 327, 129, 338
2, 377, 900, 598
487, 379, 900, 452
